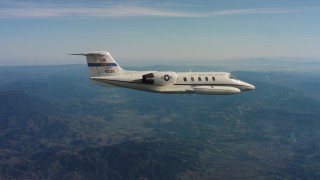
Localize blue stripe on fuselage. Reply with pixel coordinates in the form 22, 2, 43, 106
88, 63, 118, 67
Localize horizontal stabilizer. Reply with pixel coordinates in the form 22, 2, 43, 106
68, 53, 84, 56
68, 51, 108, 56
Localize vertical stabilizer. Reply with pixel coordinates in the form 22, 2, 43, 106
77, 51, 124, 77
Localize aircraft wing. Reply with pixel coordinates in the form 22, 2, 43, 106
187, 86, 241, 95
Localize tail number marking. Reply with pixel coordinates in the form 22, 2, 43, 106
105, 70, 115, 73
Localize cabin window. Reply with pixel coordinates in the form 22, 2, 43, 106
212, 77, 215, 81
183, 77, 187, 82
205, 77, 208, 81
191, 77, 194, 81
198, 77, 201, 81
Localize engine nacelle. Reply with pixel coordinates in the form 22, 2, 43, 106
142, 72, 177, 86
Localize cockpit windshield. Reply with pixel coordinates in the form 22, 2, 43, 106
229, 74, 238, 80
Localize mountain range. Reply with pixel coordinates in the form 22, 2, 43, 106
0, 64, 320, 179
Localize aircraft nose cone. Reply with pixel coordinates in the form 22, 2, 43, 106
249, 84, 255, 90
241, 82, 255, 91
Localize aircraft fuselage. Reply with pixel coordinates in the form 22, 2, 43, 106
71, 51, 255, 95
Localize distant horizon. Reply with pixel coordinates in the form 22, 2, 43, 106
1, 57, 320, 72
1, 56, 320, 67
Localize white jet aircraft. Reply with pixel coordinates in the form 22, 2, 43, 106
71, 50, 255, 95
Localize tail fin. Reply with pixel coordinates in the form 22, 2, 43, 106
71, 50, 124, 77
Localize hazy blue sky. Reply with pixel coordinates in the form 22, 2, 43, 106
1, 0, 320, 66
